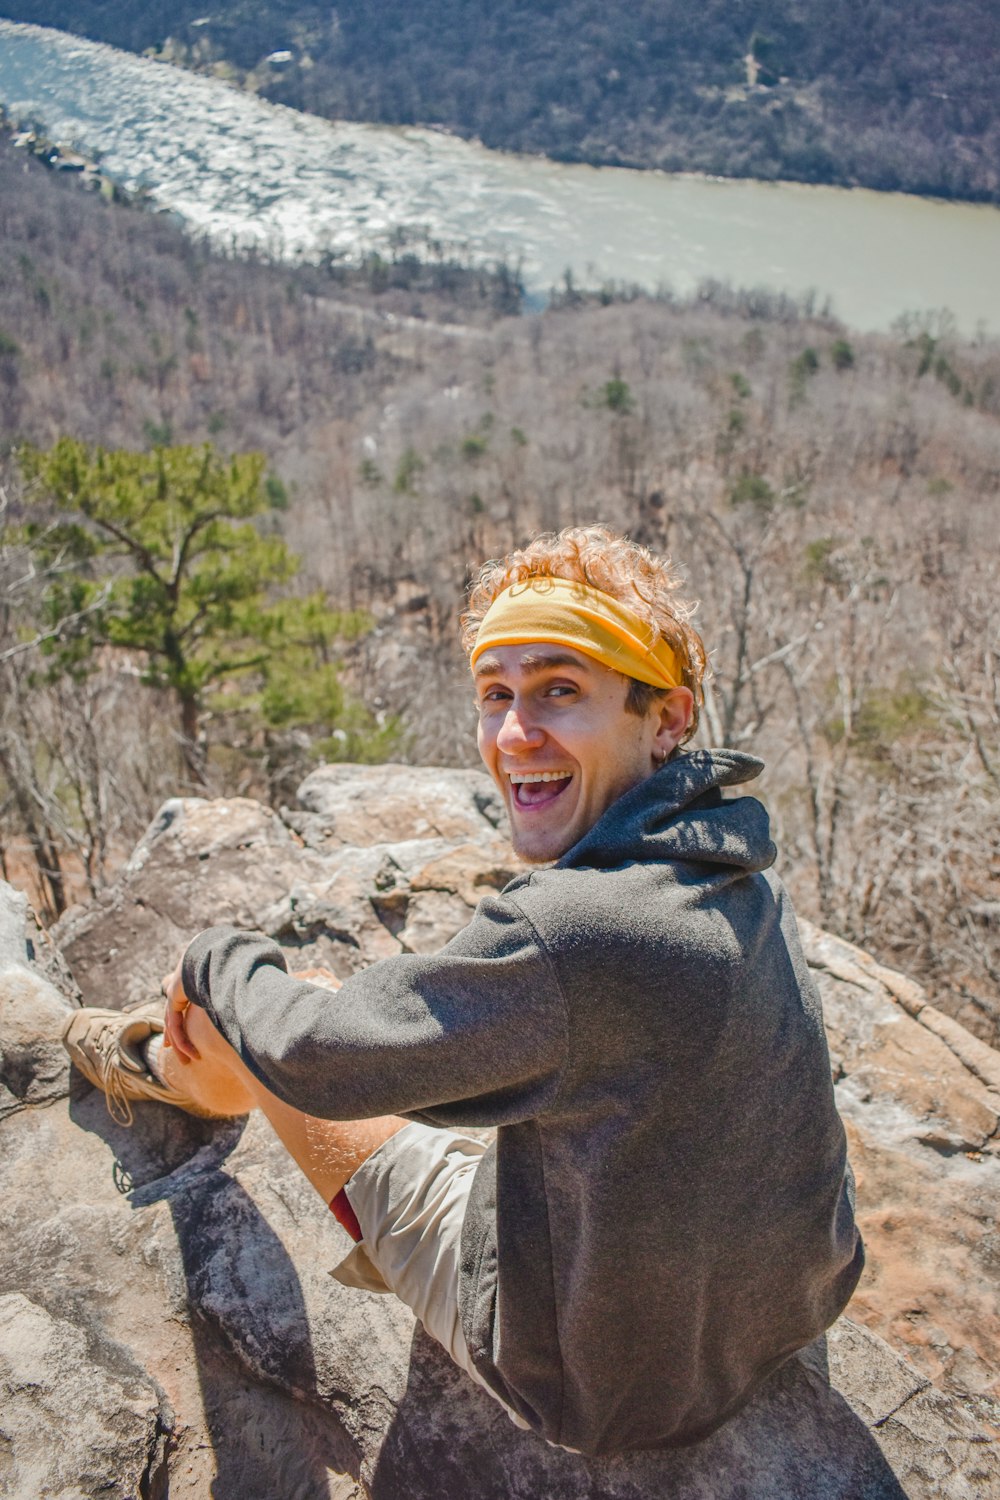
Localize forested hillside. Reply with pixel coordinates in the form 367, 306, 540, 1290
1, 133, 999, 1049
3, 0, 999, 202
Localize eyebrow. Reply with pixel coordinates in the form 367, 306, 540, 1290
473, 651, 592, 680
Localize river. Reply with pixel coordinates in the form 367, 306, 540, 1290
2, 17, 999, 335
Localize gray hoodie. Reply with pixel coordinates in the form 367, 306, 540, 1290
183, 749, 863, 1454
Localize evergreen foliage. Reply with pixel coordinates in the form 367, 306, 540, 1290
600, 377, 634, 414
17, 439, 377, 779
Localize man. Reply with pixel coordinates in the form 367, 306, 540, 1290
64, 524, 863, 1455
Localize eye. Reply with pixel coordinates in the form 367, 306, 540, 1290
480, 685, 511, 704
545, 682, 578, 698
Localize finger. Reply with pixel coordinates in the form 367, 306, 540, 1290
158, 952, 199, 1059
161, 959, 186, 1007
168, 1018, 200, 1063
165, 1000, 200, 1062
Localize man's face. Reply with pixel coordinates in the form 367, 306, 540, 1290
475, 643, 692, 863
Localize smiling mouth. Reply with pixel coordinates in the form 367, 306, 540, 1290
509, 772, 573, 809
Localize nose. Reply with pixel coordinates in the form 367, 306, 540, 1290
495, 700, 545, 754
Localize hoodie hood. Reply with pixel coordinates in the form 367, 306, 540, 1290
557, 748, 777, 875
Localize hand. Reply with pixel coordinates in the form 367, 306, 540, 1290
161, 956, 200, 1063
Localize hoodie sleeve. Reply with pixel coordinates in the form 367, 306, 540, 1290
180, 893, 567, 1128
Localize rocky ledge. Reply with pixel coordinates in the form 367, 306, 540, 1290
0, 763, 998, 1498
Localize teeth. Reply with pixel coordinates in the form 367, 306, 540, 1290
509, 772, 571, 784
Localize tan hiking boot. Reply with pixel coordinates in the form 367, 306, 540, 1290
61, 1002, 221, 1125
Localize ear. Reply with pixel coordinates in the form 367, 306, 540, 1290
651, 688, 694, 763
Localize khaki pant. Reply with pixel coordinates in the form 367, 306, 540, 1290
332, 1121, 533, 1431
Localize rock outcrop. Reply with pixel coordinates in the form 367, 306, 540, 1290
0, 763, 997, 1498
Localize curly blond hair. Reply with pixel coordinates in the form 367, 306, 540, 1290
462, 524, 707, 740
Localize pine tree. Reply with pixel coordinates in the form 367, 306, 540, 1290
18, 439, 375, 783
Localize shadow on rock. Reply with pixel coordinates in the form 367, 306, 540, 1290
69, 1085, 357, 1499
370, 1328, 911, 1500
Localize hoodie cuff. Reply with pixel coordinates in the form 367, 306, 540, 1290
180, 925, 245, 1015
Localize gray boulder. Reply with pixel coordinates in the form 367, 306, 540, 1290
0, 1292, 171, 1500
289, 761, 508, 852
0, 882, 75, 1120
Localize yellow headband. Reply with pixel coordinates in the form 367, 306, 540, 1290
470, 576, 683, 690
